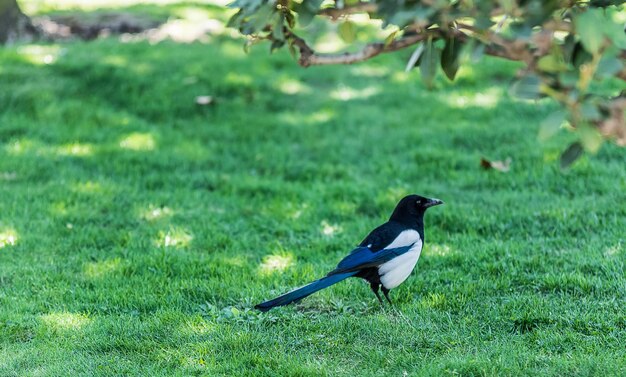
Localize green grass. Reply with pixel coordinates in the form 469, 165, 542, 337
1, 3, 625, 376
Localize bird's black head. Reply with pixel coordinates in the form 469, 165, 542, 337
389, 194, 443, 224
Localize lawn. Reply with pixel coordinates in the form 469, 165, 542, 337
1, 1, 625, 376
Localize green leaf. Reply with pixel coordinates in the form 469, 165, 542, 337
509, 74, 542, 100
272, 14, 285, 41
474, 14, 494, 29
229, 0, 263, 9
604, 16, 626, 48
575, 10, 606, 54
596, 56, 624, 78
243, 3, 275, 34
538, 110, 566, 141
405, 43, 424, 72
298, 11, 315, 27
287, 41, 297, 59
580, 102, 601, 121
270, 39, 284, 53
558, 71, 579, 87
294, 0, 323, 27
441, 37, 463, 81
285, 11, 295, 28
578, 124, 603, 153
243, 38, 263, 53
227, 9, 244, 28
563, 34, 577, 64
537, 55, 567, 73
388, 7, 435, 28
419, 38, 439, 89
384, 30, 398, 47
499, 0, 515, 14
572, 42, 592, 68
509, 22, 533, 39
560, 142, 584, 169
338, 21, 356, 43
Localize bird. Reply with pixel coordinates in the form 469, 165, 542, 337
255, 194, 443, 312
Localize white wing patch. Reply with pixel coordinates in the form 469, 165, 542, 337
378, 229, 423, 289
383, 229, 420, 249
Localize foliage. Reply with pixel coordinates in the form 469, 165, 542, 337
228, 0, 626, 167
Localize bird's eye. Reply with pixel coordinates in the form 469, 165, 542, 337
416, 200, 422, 205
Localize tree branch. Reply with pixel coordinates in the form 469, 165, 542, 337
317, 3, 513, 20
290, 25, 626, 84
289, 26, 534, 68
456, 23, 534, 64
289, 32, 430, 67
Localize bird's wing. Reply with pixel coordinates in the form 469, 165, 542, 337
328, 245, 413, 275
326, 221, 418, 275
358, 221, 406, 252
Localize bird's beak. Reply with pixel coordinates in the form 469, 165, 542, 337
425, 198, 443, 208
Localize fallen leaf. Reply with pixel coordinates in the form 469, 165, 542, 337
195, 95, 214, 105
480, 157, 511, 172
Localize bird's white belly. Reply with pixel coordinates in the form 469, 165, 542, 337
379, 242, 422, 289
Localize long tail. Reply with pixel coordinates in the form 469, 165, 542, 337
255, 272, 356, 312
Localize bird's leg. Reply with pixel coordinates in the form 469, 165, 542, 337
379, 288, 415, 328
381, 287, 393, 305
370, 283, 383, 305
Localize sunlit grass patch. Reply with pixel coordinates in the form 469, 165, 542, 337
119, 132, 156, 151
72, 181, 103, 195
427, 244, 453, 257
157, 227, 193, 248
390, 70, 411, 83
140, 205, 174, 221
259, 253, 294, 275
330, 85, 379, 101
180, 316, 215, 336
83, 258, 122, 278
102, 54, 128, 67
17, 45, 62, 65
5, 138, 40, 156
277, 109, 335, 126
604, 243, 622, 258
49, 201, 69, 217
0, 228, 18, 249
350, 65, 390, 78
445, 87, 503, 109
277, 78, 311, 95
56, 142, 94, 157
420, 292, 447, 310
40, 312, 90, 331
224, 72, 253, 86
5, 139, 96, 158
320, 220, 341, 237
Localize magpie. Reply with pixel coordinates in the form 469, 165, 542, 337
255, 194, 443, 312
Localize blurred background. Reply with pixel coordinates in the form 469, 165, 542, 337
0, 1, 625, 375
